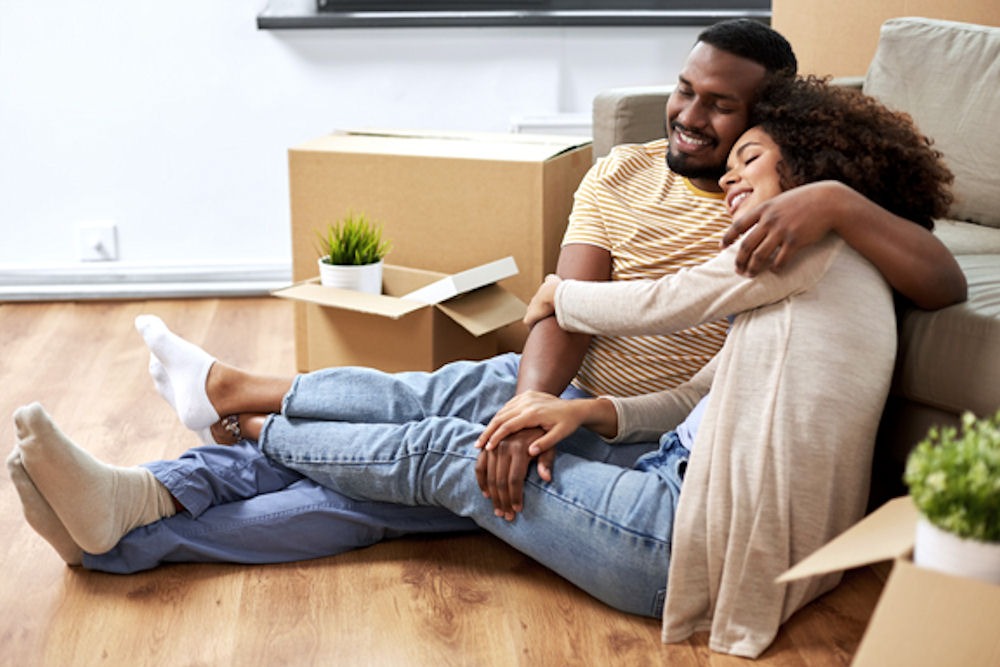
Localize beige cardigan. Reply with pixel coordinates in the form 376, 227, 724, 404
554, 236, 896, 658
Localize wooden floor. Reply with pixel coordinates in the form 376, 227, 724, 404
0, 298, 885, 666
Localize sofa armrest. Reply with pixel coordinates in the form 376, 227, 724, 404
592, 85, 672, 160
830, 75, 864, 90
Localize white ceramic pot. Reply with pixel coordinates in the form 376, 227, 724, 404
317, 258, 383, 294
913, 516, 1000, 584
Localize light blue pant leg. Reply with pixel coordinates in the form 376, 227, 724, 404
284, 353, 522, 424
82, 479, 476, 574
139, 355, 522, 516
85, 353, 652, 574
260, 415, 681, 618
83, 356, 523, 573
284, 353, 656, 465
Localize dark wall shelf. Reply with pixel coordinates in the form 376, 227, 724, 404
258, 0, 770, 29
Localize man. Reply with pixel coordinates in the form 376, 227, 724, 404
477, 20, 963, 515
10, 20, 964, 571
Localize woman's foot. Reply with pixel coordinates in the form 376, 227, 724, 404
15, 403, 176, 555
134, 315, 219, 433
7, 447, 83, 565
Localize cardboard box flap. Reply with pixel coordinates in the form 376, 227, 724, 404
272, 258, 524, 332
343, 127, 590, 148
402, 257, 518, 305
295, 129, 590, 162
777, 497, 919, 583
272, 281, 427, 320
437, 285, 526, 337
851, 559, 1000, 667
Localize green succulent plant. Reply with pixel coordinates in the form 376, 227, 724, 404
904, 409, 1000, 543
317, 212, 391, 266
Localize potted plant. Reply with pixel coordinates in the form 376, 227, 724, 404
316, 212, 391, 294
904, 409, 1000, 584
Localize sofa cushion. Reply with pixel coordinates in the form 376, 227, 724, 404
895, 254, 1000, 417
934, 219, 1000, 255
864, 18, 1000, 229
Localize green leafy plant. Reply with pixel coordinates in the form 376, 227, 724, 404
317, 212, 391, 266
904, 409, 1000, 542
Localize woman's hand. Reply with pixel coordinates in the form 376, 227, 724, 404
473, 393, 619, 519
476, 391, 590, 457
524, 274, 563, 328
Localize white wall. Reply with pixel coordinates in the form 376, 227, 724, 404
0, 0, 702, 296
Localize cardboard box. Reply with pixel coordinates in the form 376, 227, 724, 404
273, 258, 526, 373
288, 128, 592, 370
779, 497, 1000, 666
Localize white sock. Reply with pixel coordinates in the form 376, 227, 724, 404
135, 314, 219, 432
145, 355, 216, 445
15, 403, 177, 555
6, 446, 83, 565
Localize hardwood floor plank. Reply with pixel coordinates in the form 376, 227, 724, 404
0, 299, 882, 666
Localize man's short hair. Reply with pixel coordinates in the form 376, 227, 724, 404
698, 19, 797, 76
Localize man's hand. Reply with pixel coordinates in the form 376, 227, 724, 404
722, 180, 966, 309
721, 181, 842, 276
474, 392, 581, 520
474, 244, 612, 521
474, 428, 552, 521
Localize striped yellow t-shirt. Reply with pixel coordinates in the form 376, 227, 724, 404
564, 138, 731, 397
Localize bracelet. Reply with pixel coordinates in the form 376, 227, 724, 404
221, 414, 242, 441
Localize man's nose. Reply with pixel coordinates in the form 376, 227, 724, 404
677, 99, 709, 129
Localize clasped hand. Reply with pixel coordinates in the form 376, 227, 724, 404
474, 391, 588, 521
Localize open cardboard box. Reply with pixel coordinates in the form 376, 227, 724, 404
273, 257, 525, 373
779, 496, 1000, 666
287, 128, 592, 369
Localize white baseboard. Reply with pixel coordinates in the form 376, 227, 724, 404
509, 112, 593, 137
0, 260, 293, 301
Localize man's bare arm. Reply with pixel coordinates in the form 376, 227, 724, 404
474, 243, 612, 519
724, 181, 967, 309
515, 243, 613, 394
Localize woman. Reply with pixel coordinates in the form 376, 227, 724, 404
10, 77, 954, 657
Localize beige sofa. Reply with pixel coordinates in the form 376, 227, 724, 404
591, 17, 1000, 506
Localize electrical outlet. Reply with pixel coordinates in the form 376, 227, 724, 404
78, 222, 119, 262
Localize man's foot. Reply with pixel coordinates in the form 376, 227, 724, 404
135, 314, 220, 433
208, 414, 268, 445
15, 403, 176, 555
6, 446, 83, 565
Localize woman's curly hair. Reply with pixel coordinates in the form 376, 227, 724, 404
748, 75, 954, 229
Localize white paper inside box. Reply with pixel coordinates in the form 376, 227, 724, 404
778, 497, 1000, 667
272, 258, 526, 372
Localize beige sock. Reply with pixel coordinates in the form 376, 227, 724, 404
15, 403, 176, 555
6, 446, 83, 565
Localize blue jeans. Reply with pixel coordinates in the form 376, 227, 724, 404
84, 354, 655, 573
259, 370, 689, 618
83, 441, 476, 573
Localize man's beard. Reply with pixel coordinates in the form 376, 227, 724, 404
665, 150, 727, 181
664, 119, 726, 181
